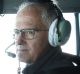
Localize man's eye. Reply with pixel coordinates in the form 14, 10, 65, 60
27, 30, 35, 34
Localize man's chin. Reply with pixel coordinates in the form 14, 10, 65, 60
20, 58, 33, 64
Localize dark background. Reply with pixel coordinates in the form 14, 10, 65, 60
0, 0, 80, 14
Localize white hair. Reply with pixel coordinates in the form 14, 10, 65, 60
17, 1, 58, 28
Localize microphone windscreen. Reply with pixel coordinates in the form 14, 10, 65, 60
7, 52, 16, 58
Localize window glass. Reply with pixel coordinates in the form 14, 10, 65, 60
62, 13, 76, 55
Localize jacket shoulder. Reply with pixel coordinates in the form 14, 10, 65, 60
38, 66, 80, 74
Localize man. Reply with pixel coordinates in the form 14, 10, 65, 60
14, 0, 80, 74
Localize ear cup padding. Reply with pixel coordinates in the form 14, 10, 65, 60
48, 18, 59, 47
48, 18, 71, 47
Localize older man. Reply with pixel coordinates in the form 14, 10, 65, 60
14, 0, 80, 74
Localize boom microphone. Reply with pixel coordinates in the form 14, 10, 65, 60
5, 42, 16, 58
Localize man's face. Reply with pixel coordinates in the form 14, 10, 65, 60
15, 7, 49, 63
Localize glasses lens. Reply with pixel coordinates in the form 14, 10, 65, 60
25, 30, 35, 39
13, 29, 20, 39
14, 29, 20, 34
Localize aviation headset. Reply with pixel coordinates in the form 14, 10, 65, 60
5, 0, 71, 58
20, 0, 71, 47
48, 4, 71, 47
26, 0, 71, 47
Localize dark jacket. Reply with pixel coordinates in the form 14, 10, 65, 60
22, 47, 80, 74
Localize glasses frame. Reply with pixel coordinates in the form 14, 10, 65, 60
14, 28, 48, 40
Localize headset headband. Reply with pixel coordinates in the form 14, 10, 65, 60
26, 0, 52, 3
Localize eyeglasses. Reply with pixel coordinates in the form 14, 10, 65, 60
14, 29, 48, 40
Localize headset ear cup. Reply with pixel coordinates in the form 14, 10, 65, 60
58, 19, 71, 45
48, 18, 71, 47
